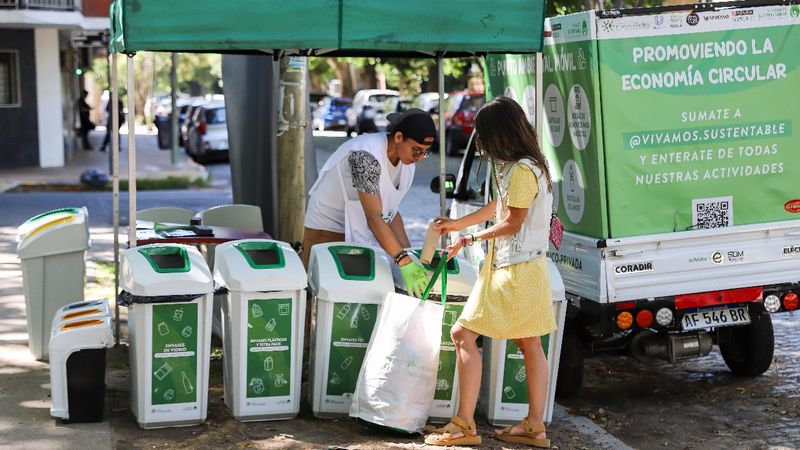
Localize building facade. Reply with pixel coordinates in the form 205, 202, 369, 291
0, 0, 110, 168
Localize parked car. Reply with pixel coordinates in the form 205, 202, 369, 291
312, 96, 352, 131
179, 97, 211, 146
185, 102, 228, 163
412, 92, 441, 115
346, 89, 399, 135
443, 90, 485, 156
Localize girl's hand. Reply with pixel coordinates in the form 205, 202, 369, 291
445, 236, 465, 261
432, 216, 459, 235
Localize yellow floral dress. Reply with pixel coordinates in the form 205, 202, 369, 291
457, 164, 557, 339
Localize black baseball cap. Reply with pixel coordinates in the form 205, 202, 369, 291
387, 108, 437, 144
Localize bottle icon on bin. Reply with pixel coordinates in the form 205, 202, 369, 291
163, 389, 175, 401
251, 303, 263, 318
157, 322, 169, 336
250, 377, 265, 394
172, 307, 183, 322
360, 307, 371, 321
265, 317, 277, 332
154, 362, 173, 381
274, 373, 287, 388
336, 304, 351, 320
181, 371, 194, 394
278, 303, 290, 316
181, 325, 193, 338
340, 356, 354, 370
515, 365, 527, 382
503, 386, 516, 400
264, 356, 274, 372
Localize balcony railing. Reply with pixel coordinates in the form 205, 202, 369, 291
0, 0, 79, 10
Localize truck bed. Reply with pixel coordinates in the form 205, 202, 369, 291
550, 220, 800, 304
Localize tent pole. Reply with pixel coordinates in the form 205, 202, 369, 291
170, 53, 178, 166
111, 51, 120, 346
127, 55, 138, 248
437, 54, 446, 246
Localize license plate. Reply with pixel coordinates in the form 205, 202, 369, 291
681, 305, 750, 331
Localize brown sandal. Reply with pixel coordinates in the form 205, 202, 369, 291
424, 416, 482, 447
494, 418, 550, 448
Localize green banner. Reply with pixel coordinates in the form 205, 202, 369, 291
246, 298, 292, 398
542, 12, 609, 238
485, 53, 538, 126
434, 303, 464, 401
326, 302, 378, 397
151, 303, 198, 405
501, 336, 550, 405
598, 20, 800, 236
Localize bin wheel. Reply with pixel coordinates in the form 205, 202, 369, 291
719, 309, 774, 376
555, 322, 583, 399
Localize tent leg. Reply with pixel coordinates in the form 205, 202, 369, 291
127, 55, 138, 248
170, 53, 178, 166
437, 55, 446, 246
111, 51, 120, 346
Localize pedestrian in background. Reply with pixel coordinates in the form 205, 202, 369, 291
424, 96, 557, 448
100, 96, 125, 152
76, 89, 94, 150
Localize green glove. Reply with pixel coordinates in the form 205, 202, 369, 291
400, 261, 431, 298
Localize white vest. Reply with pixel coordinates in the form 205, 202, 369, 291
492, 158, 552, 269
307, 133, 415, 245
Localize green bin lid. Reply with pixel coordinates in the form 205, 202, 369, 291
328, 245, 375, 281
138, 246, 190, 273
234, 241, 286, 269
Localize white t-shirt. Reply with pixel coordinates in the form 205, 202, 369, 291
305, 133, 394, 233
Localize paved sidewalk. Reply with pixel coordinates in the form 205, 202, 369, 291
0, 126, 207, 193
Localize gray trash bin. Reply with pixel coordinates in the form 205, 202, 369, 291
391, 248, 478, 422
120, 244, 214, 429
213, 239, 307, 421
307, 243, 394, 417
17, 207, 90, 360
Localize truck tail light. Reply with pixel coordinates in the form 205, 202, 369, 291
198, 120, 207, 136
636, 310, 653, 328
783, 292, 799, 311
655, 307, 674, 326
764, 294, 781, 313
616, 311, 633, 330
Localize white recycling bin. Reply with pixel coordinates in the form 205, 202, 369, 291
213, 239, 307, 421
307, 243, 394, 417
49, 315, 113, 423
120, 244, 214, 429
391, 248, 479, 423
480, 259, 567, 425
17, 207, 90, 360
51, 299, 111, 335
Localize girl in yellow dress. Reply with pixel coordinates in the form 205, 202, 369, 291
424, 96, 556, 448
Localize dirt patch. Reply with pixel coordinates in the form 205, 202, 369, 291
559, 343, 800, 450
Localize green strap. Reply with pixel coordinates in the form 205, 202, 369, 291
421, 250, 448, 305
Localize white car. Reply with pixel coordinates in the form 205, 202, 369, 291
185, 101, 228, 163
346, 89, 399, 135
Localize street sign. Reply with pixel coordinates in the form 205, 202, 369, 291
71, 31, 109, 48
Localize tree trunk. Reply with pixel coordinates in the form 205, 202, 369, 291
276, 56, 307, 244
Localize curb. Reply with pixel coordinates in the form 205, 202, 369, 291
552, 404, 634, 450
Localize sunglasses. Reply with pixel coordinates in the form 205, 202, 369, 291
412, 147, 431, 159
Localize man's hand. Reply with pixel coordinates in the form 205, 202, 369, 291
399, 260, 431, 298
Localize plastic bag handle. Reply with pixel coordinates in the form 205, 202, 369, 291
420, 250, 448, 305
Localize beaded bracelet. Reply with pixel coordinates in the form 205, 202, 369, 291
393, 250, 409, 265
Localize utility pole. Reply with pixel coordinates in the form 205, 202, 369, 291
170, 53, 178, 166
276, 56, 307, 244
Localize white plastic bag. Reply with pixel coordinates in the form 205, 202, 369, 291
349, 256, 448, 432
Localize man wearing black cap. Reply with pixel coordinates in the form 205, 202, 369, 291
304, 108, 436, 297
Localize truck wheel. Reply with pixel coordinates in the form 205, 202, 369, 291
719, 309, 774, 376
555, 322, 583, 399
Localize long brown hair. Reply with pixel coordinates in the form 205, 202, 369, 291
474, 96, 552, 192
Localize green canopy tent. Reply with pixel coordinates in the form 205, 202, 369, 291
107, 0, 547, 341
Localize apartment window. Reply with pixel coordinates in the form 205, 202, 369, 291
0, 51, 20, 107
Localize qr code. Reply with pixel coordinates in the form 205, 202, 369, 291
692, 196, 733, 229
